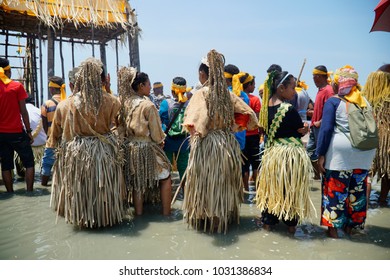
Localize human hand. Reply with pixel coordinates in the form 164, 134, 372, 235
298, 123, 309, 135
27, 132, 34, 144
313, 120, 321, 128
318, 155, 326, 175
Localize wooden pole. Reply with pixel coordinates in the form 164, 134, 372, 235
71, 39, 75, 69
47, 27, 55, 78
115, 37, 119, 72
60, 31, 65, 81
39, 24, 43, 105
297, 58, 307, 82
100, 43, 107, 71
128, 28, 140, 71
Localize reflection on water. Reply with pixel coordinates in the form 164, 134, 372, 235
0, 173, 389, 260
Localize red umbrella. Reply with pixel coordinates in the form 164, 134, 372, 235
370, 0, 390, 32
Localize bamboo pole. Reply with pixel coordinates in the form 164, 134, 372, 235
60, 31, 65, 80
297, 58, 306, 82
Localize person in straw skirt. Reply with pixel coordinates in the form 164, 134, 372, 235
181, 49, 258, 234
47, 57, 126, 228
117, 67, 172, 216
362, 64, 390, 207
255, 70, 313, 234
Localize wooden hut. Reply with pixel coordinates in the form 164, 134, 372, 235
0, 0, 140, 105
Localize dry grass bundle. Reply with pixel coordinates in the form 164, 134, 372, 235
372, 101, 390, 178
182, 130, 243, 234
255, 138, 316, 224
5, 0, 137, 30
50, 133, 126, 228
205, 49, 234, 130
122, 139, 170, 204
73, 58, 104, 123
362, 71, 390, 109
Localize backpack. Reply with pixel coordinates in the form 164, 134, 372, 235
336, 96, 379, 150
165, 100, 187, 138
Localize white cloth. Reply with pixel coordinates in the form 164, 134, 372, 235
26, 103, 47, 146
324, 101, 376, 170
296, 89, 310, 122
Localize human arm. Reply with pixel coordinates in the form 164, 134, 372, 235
159, 99, 169, 132
147, 104, 166, 145
19, 99, 33, 143
316, 98, 340, 172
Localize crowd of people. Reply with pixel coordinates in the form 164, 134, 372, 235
1, 52, 389, 238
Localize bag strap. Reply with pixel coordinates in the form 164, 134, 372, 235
50, 98, 59, 106
164, 101, 185, 134
332, 96, 352, 142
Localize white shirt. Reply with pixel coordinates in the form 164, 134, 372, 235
26, 103, 47, 146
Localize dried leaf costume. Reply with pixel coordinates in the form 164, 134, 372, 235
362, 70, 390, 181
117, 67, 171, 205
182, 50, 258, 234
255, 72, 315, 225
47, 58, 126, 228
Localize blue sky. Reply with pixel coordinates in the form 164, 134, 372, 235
127, 0, 389, 100
2, 0, 389, 101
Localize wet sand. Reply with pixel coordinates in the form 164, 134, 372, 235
0, 171, 389, 260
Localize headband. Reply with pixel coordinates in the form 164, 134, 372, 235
312, 69, 332, 77
277, 72, 290, 88
49, 81, 66, 101
153, 83, 163, 89
171, 83, 188, 103
224, 72, 233, 79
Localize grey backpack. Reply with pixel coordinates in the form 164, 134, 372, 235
337, 96, 379, 150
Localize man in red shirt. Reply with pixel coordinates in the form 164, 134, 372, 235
241, 73, 261, 191
306, 65, 334, 179
0, 58, 34, 192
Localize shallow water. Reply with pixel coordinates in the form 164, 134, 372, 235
0, 172, 389, 260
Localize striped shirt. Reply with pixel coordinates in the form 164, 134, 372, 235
41, 94, 61, 135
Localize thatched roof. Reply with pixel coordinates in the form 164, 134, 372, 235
0, 0, 139, 43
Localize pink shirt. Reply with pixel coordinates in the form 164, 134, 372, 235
311, 84, 334, 126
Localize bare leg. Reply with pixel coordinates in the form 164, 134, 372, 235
25, 167, 34, 192
327, 227, 338, 238
379, 175, 390, 206
243, 171, 249, 191
133, 190, 144, 215
160, 176, 172, 216
312, 160, 321, 180
2, 170, 14, 192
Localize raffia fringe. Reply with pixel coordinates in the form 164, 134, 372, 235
372, 101, 390, 178
255, 141, 316, 224
50, 133, 127, 228
182, 130, 243, 234
122, 140, 171, 204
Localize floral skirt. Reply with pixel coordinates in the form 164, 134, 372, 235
321, 169, 369, 229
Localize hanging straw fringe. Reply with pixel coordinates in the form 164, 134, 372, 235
122, 138, 171, 204
50, 133, 126, 228
255, 138, 316, 223
6, 0, 138, 31
182, 130, 243, 234
371, 101, 390, 178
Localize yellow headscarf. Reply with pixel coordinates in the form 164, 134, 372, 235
49, 81, 66, 101
295, 80, 309, 92
334, 65, 366, 107
232, 72, 253, 96
312, 68, 333, 84
171, 83, 188, 103
0, 65, 12, 85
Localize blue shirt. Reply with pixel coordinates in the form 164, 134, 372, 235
228, 86, 249, 150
